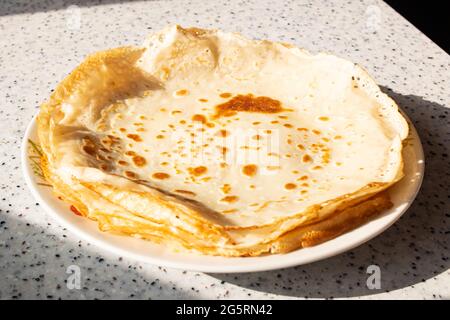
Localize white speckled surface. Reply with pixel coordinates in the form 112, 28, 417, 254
0, 0, 449, 299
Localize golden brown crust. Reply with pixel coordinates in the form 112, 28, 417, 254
269, 192, 392, 253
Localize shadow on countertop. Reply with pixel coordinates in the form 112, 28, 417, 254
0, 209, 198, 299
0, 0, 151, 16
209, 88, 450, 299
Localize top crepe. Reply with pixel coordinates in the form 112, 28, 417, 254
37, 25, 408, 256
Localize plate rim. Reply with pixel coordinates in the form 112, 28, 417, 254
21, 114, 425, 273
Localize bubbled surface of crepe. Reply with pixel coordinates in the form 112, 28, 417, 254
38, 25, 408, 255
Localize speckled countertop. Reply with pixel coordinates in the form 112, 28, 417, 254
0, 0, 449, 299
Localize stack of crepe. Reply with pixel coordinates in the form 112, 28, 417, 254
38, 25, 408, 256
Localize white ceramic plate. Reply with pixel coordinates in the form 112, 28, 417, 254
22, 114, 424, 273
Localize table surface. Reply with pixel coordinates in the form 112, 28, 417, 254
0, 0, 449, 299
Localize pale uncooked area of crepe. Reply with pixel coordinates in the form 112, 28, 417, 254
38, 25, 408, 256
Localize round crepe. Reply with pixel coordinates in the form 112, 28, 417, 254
38, 25, 408, 256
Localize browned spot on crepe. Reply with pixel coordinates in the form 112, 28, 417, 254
219, 92, 232, 98
152, 172, 170, 180
124, 171, 137, 179
126, 134, 142, 142
242, 164, 258, 177
188, 166, 208, 176
192, 114, 207, 123
132, 155, 147, 167
285, 183, 297, 190
213, 94, 284, 118
220, 195, 239, 203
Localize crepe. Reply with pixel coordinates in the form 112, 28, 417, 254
37, 25, 408, 256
